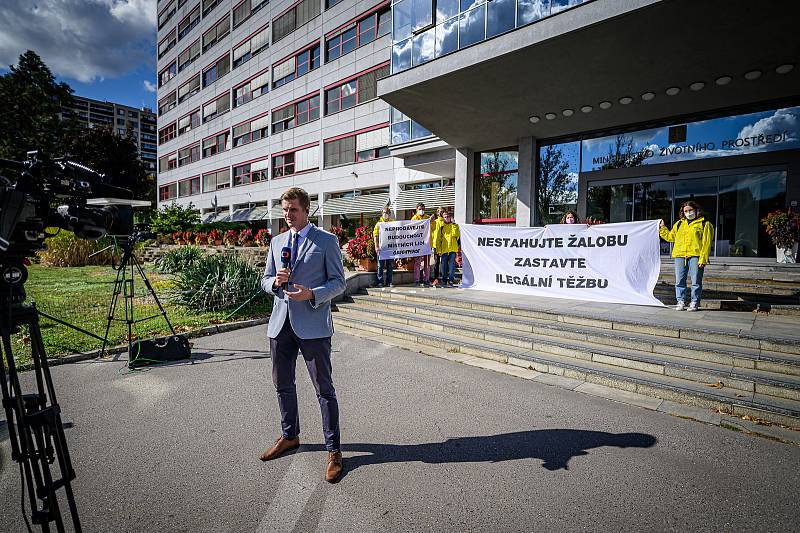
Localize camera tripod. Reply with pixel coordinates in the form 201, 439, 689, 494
0, 261, 82, 532
99, 237, 176, 368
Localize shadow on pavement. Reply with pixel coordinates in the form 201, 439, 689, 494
299, 429, 656, 476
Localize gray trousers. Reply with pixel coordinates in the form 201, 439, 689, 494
270, 317, 340, 451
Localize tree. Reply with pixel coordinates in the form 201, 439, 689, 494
536, 145, 575, 224
601, 134, 648, 170
476, 152, 517, 221
150, 202, 201, 235
0, 50, 77, 160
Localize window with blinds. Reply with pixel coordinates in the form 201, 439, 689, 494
203, 131, 230, 157
158, 0, 176, 29
203, 15, 230, 51
233, 158, 269, 186
233, 26, 269, 68
158, 92, 177, 115
356, 127, 390, 161
295, 146, 319, 172
159, 152, 178, 172
178, 176, 201, 197
203, 169, 230, 192
272, 57, 295, 83
178, 5, 200, 40
271, 103, 295, 133
203, 54, 230, 87
178, 39, 201, 71
159, 183, 178, 201
273, 0, 319, 43
203, 93, 230, 122
324, 136, 356, 167
159, 122, 177, 144
158, 28, 177, 58
178, 74, 200, 103
234, 70, 268, 107
202, 0, 218, 16
233, 115, 269, 147
177, 109, 200, 134
178, 143, 200, 166
159, 62, 177, 87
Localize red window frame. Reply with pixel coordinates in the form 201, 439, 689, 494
178, 4, 200, 39
272, 40, 320, 88
323, 62, 388, 116
159, 61, 177, 87
233, 67, 268, 107
177, 107, 200, 135
324, 2, 389, 60
232, 112, 269, 147
202, 129, 230, 157
158, 29, 177, 58
159, 182, 178, 201
202, 53, 229, 87
178, 37, 201, 71
178, 142, 201, 167
473, 168, 519, 224
178, 176, 201, 197
158, 91, 177, 115
272, 153, 295, 178
232, 157, 269, 186
158, 122, 177, 144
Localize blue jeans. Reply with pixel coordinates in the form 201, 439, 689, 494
674, 257, 704, 303
441, 252, 457, 284
376, 259, 393, 286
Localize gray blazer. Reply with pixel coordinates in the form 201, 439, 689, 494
261, 225, 346, 339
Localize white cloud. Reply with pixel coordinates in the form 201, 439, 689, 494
738, 107, 798, 143
143, 80, 156, 93
0, 0, 156, 83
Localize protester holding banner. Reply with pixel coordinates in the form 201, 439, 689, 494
411, 202, 431, 287
438, 211, 461, 287
430, 207, 445, 286
373, 206, 395, 287
560, 211, 580, 224
659, 201, 715, 311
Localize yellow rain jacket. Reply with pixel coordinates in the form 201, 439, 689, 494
430, 215, 444, 250
373, 216, 391, 238
437, 221, 460, 254
659, 217, 714, 265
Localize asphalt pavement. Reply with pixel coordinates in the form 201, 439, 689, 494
1, 325, 799, 532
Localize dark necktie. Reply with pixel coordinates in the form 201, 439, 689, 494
290, 232, 299, 268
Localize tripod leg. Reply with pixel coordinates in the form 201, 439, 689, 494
101, 260, 126, 356
132, 254, 177, 335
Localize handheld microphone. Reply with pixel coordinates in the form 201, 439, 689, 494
280, 246, 292, 290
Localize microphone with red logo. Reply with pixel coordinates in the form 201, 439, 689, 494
280, 246, 292, 290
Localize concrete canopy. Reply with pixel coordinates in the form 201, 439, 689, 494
378, 0, 800, 152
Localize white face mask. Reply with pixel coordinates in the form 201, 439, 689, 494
566, 217, 575, 224
383, 212, 391, 219
417, 209, 424, 215
684, 210, 696, 220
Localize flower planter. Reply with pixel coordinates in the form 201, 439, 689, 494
776, 243, 799, 263
357, 258, 377, 272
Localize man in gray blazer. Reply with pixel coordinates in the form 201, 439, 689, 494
259, 187, 346, 482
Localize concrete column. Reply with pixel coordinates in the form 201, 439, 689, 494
454, 148, 474, 224
516, 136, 538, 227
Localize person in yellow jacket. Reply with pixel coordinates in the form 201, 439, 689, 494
430, 207, 445, 285
659, 201, 714, 311
437, 210, 461, 288
411, 202, 431, 287
373, 206, 394, 287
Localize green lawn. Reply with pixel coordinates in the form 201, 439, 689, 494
9, 264, 271, 366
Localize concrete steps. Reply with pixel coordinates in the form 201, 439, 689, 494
334, 288, 800, 426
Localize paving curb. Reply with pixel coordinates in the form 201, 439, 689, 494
18, 317, 270, 372
336, 323, 800, 446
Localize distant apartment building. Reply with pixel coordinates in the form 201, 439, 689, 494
155, 0, 454, 233
61, 95, 158, 175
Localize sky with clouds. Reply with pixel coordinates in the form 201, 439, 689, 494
0, 0, 157, 110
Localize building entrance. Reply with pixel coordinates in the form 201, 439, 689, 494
586, 167, 787, 258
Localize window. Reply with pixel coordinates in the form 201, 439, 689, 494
117, 118, 126, 126
178, 176, 201, 197
158, 28, 177, 58
177, 108, 200, 135
326, 0, 345, 9
202, 130, 231, 157
272, 93, 320, 133
324, 126, 389, 167
158, 0, 177, 30
324, 64, 388, 115
178, 4, 200, 40
159, 61, 177, 87
272, 43, 320, 88
159, 122, 177, 144
202, 14, 230, 52
273, 145, 318, 177
177, 39, 201, 72
272, 0, 320, 43
177, 74, 201, 103
203, 93, 230, 122
178, 143, 201, 166
203, 53, 230, 87
202, 0, 218, 16
159, 182, 178, 201
233, 0, 268, 28
233, 69, 269, 107
233, 25, 269, 68
475, 150, 519, 223
232, 114, 269, 147
233, 159, 269, 186
325, 7, 390, 61
158, 152, 178, 172
203, 168, 230, 191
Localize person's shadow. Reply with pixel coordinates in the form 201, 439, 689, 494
300, 429, 656, 477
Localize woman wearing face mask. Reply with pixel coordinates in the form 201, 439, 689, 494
438, 211, 461, 287
373, 207, 394, 288
411, 202, 431, 287
560, 211, 580, 224
659, 201, 715, 311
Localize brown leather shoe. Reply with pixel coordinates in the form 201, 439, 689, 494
259, 436, 300, 461
325, 451, 343, 483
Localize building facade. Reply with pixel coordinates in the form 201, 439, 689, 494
380, 0, 800, 260
156, 0, 454, 233
61, 95, 158, 175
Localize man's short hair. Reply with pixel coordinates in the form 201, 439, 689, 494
416, 202, 425, 209
281, 187, 310, 213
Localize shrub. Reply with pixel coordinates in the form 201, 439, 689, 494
223, 229, 238, 246
208, 229, 221, 243
255, 229, 272, 247
195, 232, 208, 245
151, 202, 201, 236
172, 231, 183, 243
346, 226, 376, 260
170, 254, 272, 312
37, 230, 112, 267
184, 231, 195, 245
154, 245, 203, 274
761, 209, 800, 248
238, 228, 254, 245
330, 225, 348, 247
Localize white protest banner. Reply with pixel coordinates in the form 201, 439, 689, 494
377, 218, 432, 260
460, 220, 663, 306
